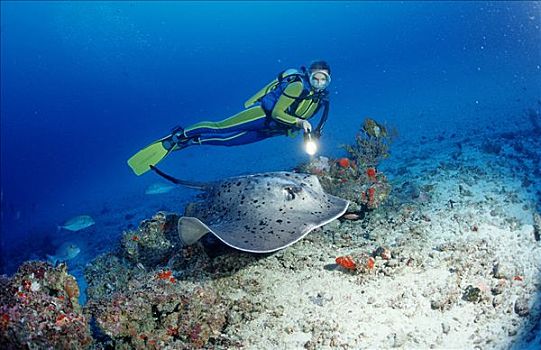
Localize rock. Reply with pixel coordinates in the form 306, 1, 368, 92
431, 298, 447, 310
459, 184, 473, 197
492, 262, 512, 279
392, 332, 407, 348
386, 259, 399, 268
373, 246, 392, 260
492, 295, 503, 308
491, 280, 506, 295
441, 322, 450, 334
462, 285, 482, 303
533, 212, 541, 242
120, 211, 181, 268
347, 202, 361, 213
325, 219, 341, 231
514, 297, 530, 317
0, 261, 93, 348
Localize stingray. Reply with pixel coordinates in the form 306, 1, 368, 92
150, 166, 349, 253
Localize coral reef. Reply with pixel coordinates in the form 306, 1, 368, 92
298, 155, 391, 211
334, 246, 394, 276
84, 252, 142, 302
0, 261, 93, 349
84, 217, 236, 349
342, 117, 396, 167
87, 271, 227, 349
120, 211, 182, 268
296, 118, 394, 212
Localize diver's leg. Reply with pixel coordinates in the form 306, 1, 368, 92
183, 106, 268, 138
164, 106, 269, 150
128, 107, 272, 175
197, 129, 272, 146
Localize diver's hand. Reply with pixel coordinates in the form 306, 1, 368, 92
296, 119, 312, 133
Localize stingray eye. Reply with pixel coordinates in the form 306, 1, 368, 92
283, 186, 303, 200
283, 186, 296, 201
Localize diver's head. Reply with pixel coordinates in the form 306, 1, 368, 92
308, 60, 331, 91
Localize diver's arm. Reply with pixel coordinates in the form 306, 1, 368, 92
313, 100, 330, 138
271, 81, 305, 127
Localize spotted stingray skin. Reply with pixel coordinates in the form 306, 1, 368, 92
184, 172, 349, 253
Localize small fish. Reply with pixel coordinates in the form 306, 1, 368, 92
47, 242, 81, 265
342, 213, 361, 220
58, 215, 95, 231
373, 125, 381, 137
145, 182, 176, 195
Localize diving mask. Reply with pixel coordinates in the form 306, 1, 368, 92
309, 70, 331, 91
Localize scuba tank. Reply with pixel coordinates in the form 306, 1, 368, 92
244, 68, 307, 109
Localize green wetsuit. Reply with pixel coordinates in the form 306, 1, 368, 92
127, 70, 329, 176
181, 77, 326, 146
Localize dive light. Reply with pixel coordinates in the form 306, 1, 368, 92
303, 132, 318, 156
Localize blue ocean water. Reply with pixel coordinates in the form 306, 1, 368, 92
1, 0, 539, 281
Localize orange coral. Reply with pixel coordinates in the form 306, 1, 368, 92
0, 313, 10, 330
55, 313, 71, 327
167, 326, 179, 337
156, 270, 176, 283
367, 257, 375, 269
335, 256, 356, 270
368, 187, 376, 206
157, 270, 172, 280
366, 167, 377, 181
337, 158, 351, 168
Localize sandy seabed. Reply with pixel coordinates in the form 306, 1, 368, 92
211, 128, 541, 349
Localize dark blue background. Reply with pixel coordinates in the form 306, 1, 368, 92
1, 1, 540, 273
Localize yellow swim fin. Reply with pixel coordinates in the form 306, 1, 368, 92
127, 138, 172, 176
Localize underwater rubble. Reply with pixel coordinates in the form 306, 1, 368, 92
0, 261, 93, 349
87, 271, 227, 349
84, 212, 231, 349
120, 211, 182, 268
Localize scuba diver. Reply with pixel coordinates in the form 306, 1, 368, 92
128, 60, 332, 175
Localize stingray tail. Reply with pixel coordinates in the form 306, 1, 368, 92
150, 165, 207, 190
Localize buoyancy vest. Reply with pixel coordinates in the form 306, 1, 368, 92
244, 68, 309, 113
244, 67, 330, 135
